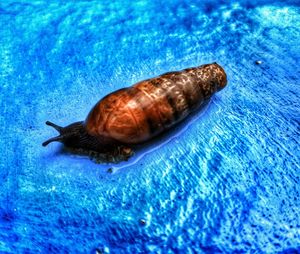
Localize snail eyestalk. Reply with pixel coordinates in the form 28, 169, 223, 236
43, 121, 65, 146
45, 121, 63, 132
42, 135, 64, 147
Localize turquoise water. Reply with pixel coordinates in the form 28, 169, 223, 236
0, 0, 299, 253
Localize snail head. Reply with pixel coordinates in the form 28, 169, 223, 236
43, 121, 88, 148
42, 121, 111, 152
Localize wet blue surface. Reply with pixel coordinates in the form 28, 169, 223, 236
0, 0, 300, 253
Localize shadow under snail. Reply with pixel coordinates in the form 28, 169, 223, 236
43, 62, 227, 158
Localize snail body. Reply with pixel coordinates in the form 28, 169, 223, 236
43, 63, 227, 153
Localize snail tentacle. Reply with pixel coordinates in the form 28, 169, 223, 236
42, 135, 64, 147
45, 121, 63, 132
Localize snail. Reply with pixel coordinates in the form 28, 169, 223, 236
43, 62, 227, 156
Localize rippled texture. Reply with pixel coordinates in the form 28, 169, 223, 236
0, 0, 300, 253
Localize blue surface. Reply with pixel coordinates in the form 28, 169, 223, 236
0, 0, 300, 253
